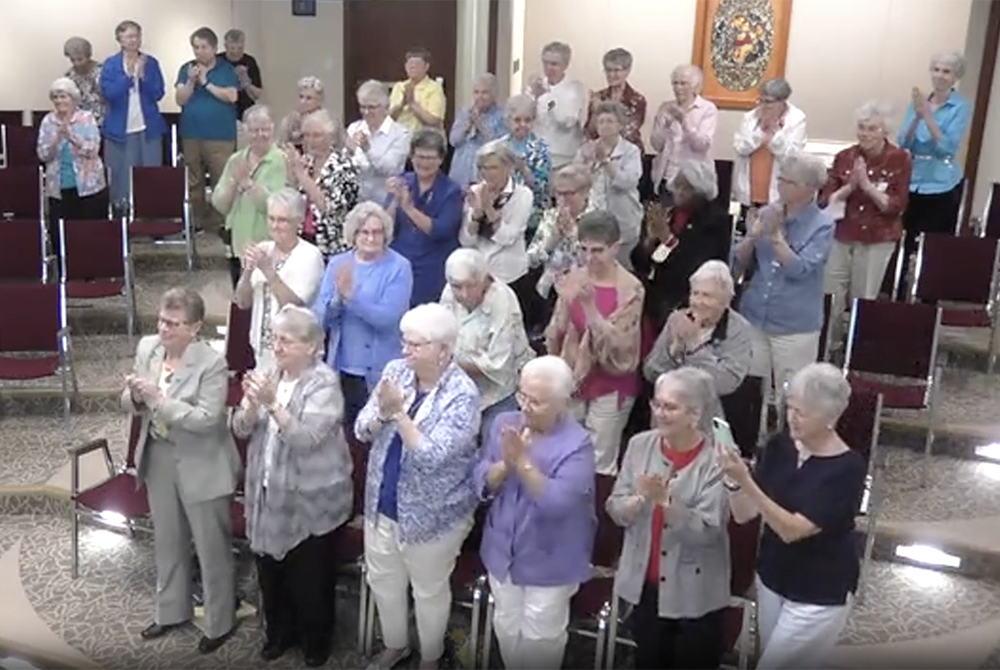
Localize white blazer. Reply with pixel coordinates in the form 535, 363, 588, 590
732, 103, 807, 205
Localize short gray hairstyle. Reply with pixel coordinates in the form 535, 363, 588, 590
855, 99, 896, 134
399, 303, 459, 349
473, 73, 498, 94
243, 104, 274, 126
553, 163, 593, 192
476, 139, 516, 167
672, 64, 704, 88
654, 367, 718, 433
504, 93, 536, 119
788, 362, 851, 423
267, 187, 307, 224
542, 41, 573, 65
357, 79, 390, 107
445, 248, 490, 284
114, 20, 142, 39
344, 201, 394, 247
778, 153, 829, 190
272, 304, 324, 348
411, 129, 447, 158
577, 210, 620, 245
689, 259, 735, 299
670, 159, 719, 201
298, 76, 325, 98
521, 355, 574, 400
759, 77, 792, 102
301, 108, 341, 146
224, 28, 245, 43
603, 47, 633, 71
49, 77, 81, 101
930, 50, 966, 79
591, 100, 627, 126
63, 37, 93, 59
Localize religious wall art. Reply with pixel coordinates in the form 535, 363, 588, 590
691, 0, 794, 110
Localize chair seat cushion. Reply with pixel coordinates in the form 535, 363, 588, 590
129, 220, 183, 238
75, 472, 150, 518
66, 279, 124, 299
941, 307, 990, 328
723, 605, 744, 652
571, 576, 613, 620
0, 355, 60, 380
848, 375, 927, 410
227, 378, 244, 407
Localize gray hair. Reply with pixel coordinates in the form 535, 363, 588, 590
521, 355, 574, 401
63, 37, 93, 59
788, 362, 851, 423
591, 100, 627, 127
654, 367, 718, 433
411, 129, 447, 158
670, 159, 719, 200
476, 139, 516, 167
930, 50, 966, 79
399, 303, 459, 349
672, 64, 704, 88
243, 104, 273, 126
603, 48, 633, 71
552, 163, 593, 193
272, 305, 324, 348
114, 20, 142, 39
577, 210, 620, 245
267, 187, 307, 224
778, 154, 829, 190
160, 286, 206, 323
689, 259, 735, 299
473, 73, 498, 95
301, 108, 343, 146
542, 41, 573, 65
445, 248, 490, 284
505, 93, 536, 119
344, 201, 394, 247
759, 77, 792, 102
855, 99, 896, 134
357, 79, 390, 107
298, 76, 325, 99
49, 77, 81, 101
224, 28, 245, 44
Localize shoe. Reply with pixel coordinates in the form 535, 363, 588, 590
140, 621, 186, 640
304, 649, 330, 667
198, 625, 237, 654
261, 637, 293, 661
365, 647, 412, 670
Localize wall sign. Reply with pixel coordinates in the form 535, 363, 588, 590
292, 0, 317, 17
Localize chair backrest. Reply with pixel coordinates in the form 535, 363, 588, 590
131, 166, 186, 220
0, 112, 23, 127
225, 302, 256, 373
0, 165, 42, 219
720, 375, 763, 459
0, 218, 45, 281
818, 292, 833, 362
0, 283, 61, 354
837, 389, 882, 516
912, 233, 999, 306
30, 110, 47, 130
3, 125, 38, 168
59, 218, 127, 282
592, 473, 624, 569
984, 183, 1000, 240
728, 515, 761, 597
844, 299, 941, 380
126, 414, 142, 469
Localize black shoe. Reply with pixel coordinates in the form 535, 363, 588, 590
261, 637, 293, 661
198, 626, 237, 654
140, 621, 187, 639
304, 650, 329, 667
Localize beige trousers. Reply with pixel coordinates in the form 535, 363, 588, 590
572, 392, 635, 476
824, 240, 897, 345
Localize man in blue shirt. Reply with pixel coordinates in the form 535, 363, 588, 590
175, 26, 239, 235
733, 154, 834, 422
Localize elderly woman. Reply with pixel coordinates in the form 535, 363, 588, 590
527, 42, 588, 170
36, 78, 109, 245
459, 140, 534, 306
235, 188, 325, 370
896, 50, 972, 297
448, 73, 508, 187
502, 93, 552, 234
576, 100, 643, 268
734, 154, 834, 410
473, 355, 595, 669
820, 101, 912, 345
355, 302, 481, 670
63, 37, 104, 128
122, 287, 239, 653
389, 47, 447, 133
313, 202, 413, 431
609, 367, 731, 669
277, 76, 325, 147
233, 306, 352, 667
347, 79, 411, 206
587, 48, 647, 152
632, 159, 731, 339
100, 20, 167, 214
719, 363, 866, 669
650, 65, 719, 201
388, 129, 464, 307
212, 105, 288, 287
546, 211, 643, 475
286, 108, 361, 257
733, 78, 807, 219
441, 248, 534, 439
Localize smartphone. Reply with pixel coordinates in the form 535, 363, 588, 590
712, 416, 738, 453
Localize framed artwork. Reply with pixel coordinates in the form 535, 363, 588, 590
691, 0, 794, 110
292, 0, 317, 17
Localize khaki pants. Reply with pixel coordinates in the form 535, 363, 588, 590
824, 240, 897, 346
573, 392, 635, 476
182, 138, 235, 233
748, 326, 820, 409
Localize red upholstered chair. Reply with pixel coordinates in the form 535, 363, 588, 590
843, 298, 941, 486
818, 292, 834, 361
0, 165, 43, 221
224, 302, 256, 407
68, 414, 151, 577
0, 218, 47, 282
724, 515, 763, 669
58, 218, 137, 347
0, 111, 23, 127
0, 124, 38, 168
129, 165, 195, 270
909, 232, 1000, 372
980, 182, 1000, 240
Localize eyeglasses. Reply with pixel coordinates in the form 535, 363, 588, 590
411, 153, 441, 163
157, 315, 190, 330
401, 338, 432, 352
356, 227, 384, 239
516, 390, 548, 410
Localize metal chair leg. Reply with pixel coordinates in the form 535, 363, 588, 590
481, 592, 494, 670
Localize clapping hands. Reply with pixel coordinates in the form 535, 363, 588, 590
125, 373, 161, 408
377, 377, 405, 419
636, 473, 670, 505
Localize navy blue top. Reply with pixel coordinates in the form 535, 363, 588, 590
377, 390, 429, 520
175, 59, 239, 141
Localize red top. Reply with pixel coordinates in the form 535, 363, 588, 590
647, 438, 705, 583
570, 286, 639, 405
670, 208, 690, 237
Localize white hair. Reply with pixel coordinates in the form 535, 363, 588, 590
272, 305, 324, 347
855, 99, 896, 134
505, 93, 535, 119
759, 77, 792, 102
476, 139, 516, 167
301, 108, 336, 135
400, 303, 460, 349
344, 201, 394, 247
788, 362, 851, 422
521, 355, 574, 400
542, 41, 572, 65
553, 163, 593, 192
445, 248, 490, 284
778, 153, 829, 190
298, 76, 325, 97
473, 72, 498, 94
49, 77, 81, 101
930, 50, 966, 79
670, 159, 719, 201
243, 104, 273, 126
655, 367, 718, 433
357, 79, 390, 107
689, 259, 735, 299
267, 187, 307, 223
672, 64, 704, 88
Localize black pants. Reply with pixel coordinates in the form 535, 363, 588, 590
891, 183, 963, 298
339, 372, 370, 436
256, 528, 339, 658
632, 583, 726, 670
48, 188, 110, 254
228, 257, 242, 290
517, 266, 556, 340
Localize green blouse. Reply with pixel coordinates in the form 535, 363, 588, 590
212, 144, 288, 256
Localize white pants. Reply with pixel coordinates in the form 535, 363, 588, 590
748, 327, 820, 407
755, 577, 851, 670
488, 574, 578, 670
364, 514, 474, 661
824, 240, 896, 344
573, 392, 635, 476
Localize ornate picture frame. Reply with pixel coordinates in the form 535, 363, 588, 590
691, 0, 794, 110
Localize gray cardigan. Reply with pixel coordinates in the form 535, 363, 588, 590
233, 362, 353, 561
606, 429, 731, 619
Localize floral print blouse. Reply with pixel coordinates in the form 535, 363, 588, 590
66, 62, 104, 128
300, 148, 361, 257
526, 203, 595, 297
36, 110, 107, 198
503, 131, 551, 231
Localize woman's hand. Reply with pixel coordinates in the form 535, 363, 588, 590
717, 443, 752, 486
555, 206, 575, 237
246, 371, 277, 407
911, 86, 926, 116
500, 424, 529, 468
334, 263, 354, 300
636, 473, 669, 505
377, 378, 405, 419
851, 157, 870, 189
